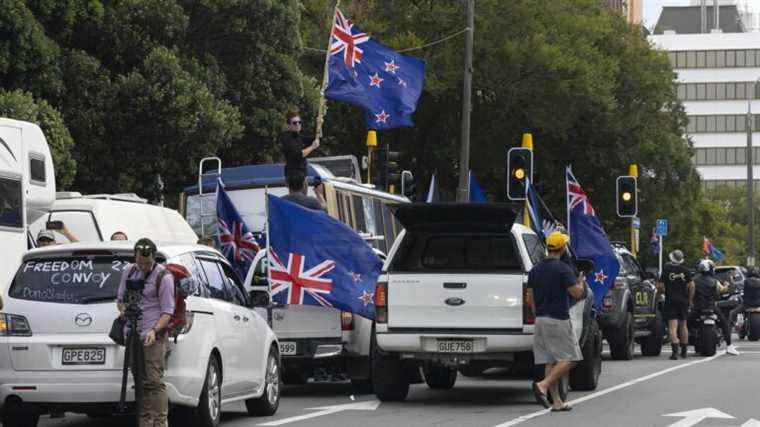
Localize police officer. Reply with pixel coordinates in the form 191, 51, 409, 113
690, 259, 739, 356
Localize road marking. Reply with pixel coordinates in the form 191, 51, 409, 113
257, 399, 380, 426
663, 407, 734, 427
493, 351, 725, 427
741, 419, 760, 427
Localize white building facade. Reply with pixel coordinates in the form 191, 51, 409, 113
649, 32, 760, 190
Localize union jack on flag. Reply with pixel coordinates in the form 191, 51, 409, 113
330, 8, 370, 68
216, 181, 260, 278
566, 168, 595, 216
269, 249, 335, 306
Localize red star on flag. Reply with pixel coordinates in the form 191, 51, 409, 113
384, 59, 399, 74
358, 290, 374, 307
594, 270, 608, 284
375, 110, 390, 123
369, 72, 384, 88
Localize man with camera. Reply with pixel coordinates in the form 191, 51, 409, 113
116, 238, 175, 427
281, 169, 326, 211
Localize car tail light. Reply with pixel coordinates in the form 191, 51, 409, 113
0, 313, 33, 336
602, 295, 615, 312
375, 281, 387, 324
523, 282, 535, 325
341, 312, 354, 331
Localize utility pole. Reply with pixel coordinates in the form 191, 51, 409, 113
456, 0, 474, 202
748, 80, 756, 267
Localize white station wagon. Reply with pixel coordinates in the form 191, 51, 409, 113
0, 241, 280, 427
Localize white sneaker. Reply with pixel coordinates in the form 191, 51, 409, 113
727, 344, 740, 356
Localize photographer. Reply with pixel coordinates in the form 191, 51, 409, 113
281, 169, 326, 211
116, 238, 174, 427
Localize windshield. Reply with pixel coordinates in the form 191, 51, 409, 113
9, 256, 133, 304
715, 268, 740, 282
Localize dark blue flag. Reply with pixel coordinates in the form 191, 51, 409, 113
469, 171, 487, 202
526, 178, 562, 241
216, 181, 261, 279
566, 167, 620, 308
324, 8, 425, 130
266, 194, 381, 319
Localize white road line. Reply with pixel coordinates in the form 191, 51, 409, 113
493, 351, 726, 427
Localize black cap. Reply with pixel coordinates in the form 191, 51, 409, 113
134, 238, 157, 256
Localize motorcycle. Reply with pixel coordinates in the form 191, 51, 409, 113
688, 308, 722, 357
740, 305, 760, 341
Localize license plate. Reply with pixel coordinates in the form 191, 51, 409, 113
62, 348, 106, 365
436, 339, 474, 353
279, 341, 297, 356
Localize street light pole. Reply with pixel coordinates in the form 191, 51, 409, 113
456, 0, 474, 202
747, 79, 757, 267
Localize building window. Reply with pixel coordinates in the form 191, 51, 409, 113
687, 51, 697, 68
716, 50, 726, 67
677, 51, 687, 68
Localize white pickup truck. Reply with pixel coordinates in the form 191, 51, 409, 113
245, 249, 374, 391
371, 203, 603, 401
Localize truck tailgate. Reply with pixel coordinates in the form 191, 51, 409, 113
272, 305, 341, 339
387, 273, 525, 329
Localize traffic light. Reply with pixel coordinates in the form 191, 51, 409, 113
372, 148, 402, 192
616, 175, 637, 217
401, 170, 416, 200
506, 147, 533, 201
386, 150, 401, 192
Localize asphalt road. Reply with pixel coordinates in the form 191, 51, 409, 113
39, 340, 760, 427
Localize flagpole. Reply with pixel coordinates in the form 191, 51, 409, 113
315, 0, 341, 140
264, 186, 273, 325
565, 166, 571, 238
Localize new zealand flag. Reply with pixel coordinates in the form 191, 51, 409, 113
267, 195, 381, 319
216, 182, 260, 279
566, 167, 620, 308
325, 8, 425, 130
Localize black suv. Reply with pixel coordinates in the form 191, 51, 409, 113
598, 244, 663, 359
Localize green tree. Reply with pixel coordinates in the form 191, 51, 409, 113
0, 89, 76, 187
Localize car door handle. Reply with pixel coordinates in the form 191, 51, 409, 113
233, 315, 241, 321
444, 282, 467, 289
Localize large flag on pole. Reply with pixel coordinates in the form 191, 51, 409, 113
267, 195, 381, 319
566, 167, 620, 308
324, 8, 426, 130
469, 171, 487, 202
216, 181, 261, 279
702, 237, 725, 261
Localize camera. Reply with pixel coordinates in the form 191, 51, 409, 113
126, 278, 145, 292
124, 279, 145, 307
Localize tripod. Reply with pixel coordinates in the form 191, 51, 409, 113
117, 303, 144, 423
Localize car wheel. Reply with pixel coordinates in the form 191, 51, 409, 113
246, 347, 281, 416
640, 311, 664, 357
371, 332, 409, 401
195, 355, 222, 427
570, 318, 602, 391
609, 312, 635, 360
3, 414, 39, 427
424, 366, 457, 390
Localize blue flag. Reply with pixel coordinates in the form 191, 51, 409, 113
216, 181, 261, 279
266, 194, 381, 319
469, 171, 487, 202
324, 8, 425, 130
526, 178, 545, 240
703, 237, 725, 262
566, 167, 620, 308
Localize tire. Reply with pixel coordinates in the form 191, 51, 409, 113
424, 366, 457, 390
609, 312, 635, 360
350, 378, 374, 394
640, 312, 664, 357
195, 355, 222, 427
3, 414, 39, 427
570, 319, 602, 391
371, 335, 409, 402
245, 347, 281, 416
533, 365, 568, 403
700, 324, 717, 357
749, 313, 760, 341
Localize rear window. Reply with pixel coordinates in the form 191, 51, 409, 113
0, 176, 22, 229
9, 256, 133, 304
391, 233, 522, 272
716, 268, 741, 282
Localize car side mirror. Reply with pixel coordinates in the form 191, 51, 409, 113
253, 275, 268, 286
249, 290, 270, 308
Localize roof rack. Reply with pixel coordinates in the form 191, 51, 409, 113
55, 192, 148, 204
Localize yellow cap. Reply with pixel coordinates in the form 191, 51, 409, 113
521, 133, 533, 150
546, 231, 570, 251
366, 130, 377, 147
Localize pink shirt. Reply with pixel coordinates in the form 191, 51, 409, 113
117, 263, 174, 339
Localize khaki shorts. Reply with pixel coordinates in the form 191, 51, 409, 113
533, 316, 583, 364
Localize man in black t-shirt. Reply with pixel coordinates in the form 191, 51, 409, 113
529, 232, 587, 412
657, 249, 694, 360
279, 111, 320, 179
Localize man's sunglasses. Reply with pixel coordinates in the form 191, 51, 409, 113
135, 245, 155, 255
290, 120, 302, 125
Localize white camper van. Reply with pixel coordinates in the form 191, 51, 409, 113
0, 118, 56, 291
29, 192, 198, 245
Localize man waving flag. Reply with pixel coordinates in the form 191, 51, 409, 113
267, 194, 381, 319
566, 167, 620, 308
324, 8, 425, 130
